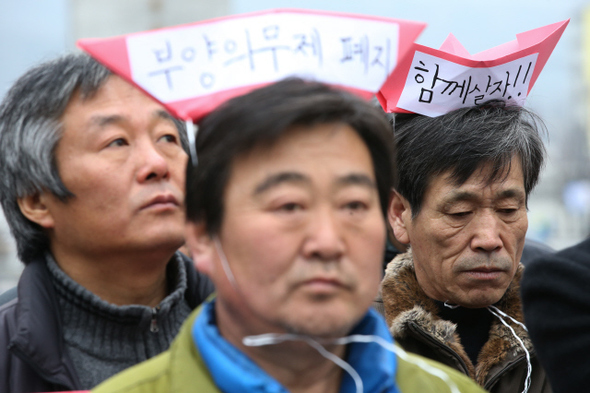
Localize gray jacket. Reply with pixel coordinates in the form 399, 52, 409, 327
0, 252, 214, 393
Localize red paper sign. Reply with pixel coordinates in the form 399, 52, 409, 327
78, 8, 425, 121
377, 19, 569, 116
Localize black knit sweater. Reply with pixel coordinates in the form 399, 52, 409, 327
47, 254, 192, 389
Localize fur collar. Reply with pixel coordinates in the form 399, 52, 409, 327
381, 249, 534, 385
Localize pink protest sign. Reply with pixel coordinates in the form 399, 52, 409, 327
377, 19, 569, 117
78, 8, 425, 122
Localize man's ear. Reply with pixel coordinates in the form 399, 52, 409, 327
388, 190, 411, 245
185, 221, 215, 276
17, 193, 55, 229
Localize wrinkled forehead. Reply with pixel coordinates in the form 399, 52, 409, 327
233, 121, 359, 157
437, 154, 524, 188
61, 76, 175, 129
426, 157, 526, 202
224, 123, 375, 194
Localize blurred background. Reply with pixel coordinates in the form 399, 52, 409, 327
0, 0, 589, 293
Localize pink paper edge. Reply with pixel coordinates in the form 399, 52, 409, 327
378, 19, 569, 113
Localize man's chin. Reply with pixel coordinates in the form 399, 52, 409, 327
455, 293, 505, 309
134, 234, 185, 256
282, 309, 364, 338
286, 324, 354, 339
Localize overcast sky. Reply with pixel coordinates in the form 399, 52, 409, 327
0, 0, 69, 97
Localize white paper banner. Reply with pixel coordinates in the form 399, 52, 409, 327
397, 51, 539, 117
127, 12, 400, 103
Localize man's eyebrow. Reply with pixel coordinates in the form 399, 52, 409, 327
335, 173, 377, 189
443, 188, 526, 206
443, 190, 479, 206
253, 172, 309, 195
496, 188, 526, 202
156, 110, 177, 123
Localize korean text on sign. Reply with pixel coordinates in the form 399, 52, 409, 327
127, 12, 400, 103
397, 51, 539, 117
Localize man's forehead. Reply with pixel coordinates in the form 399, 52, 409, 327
430, 160, 526, 201
70, 75, 157, 108
226, 123, 376, 191
62, 76, 172, 127
231, 122, 360, 161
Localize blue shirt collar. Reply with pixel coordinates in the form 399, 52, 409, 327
192, 299, 400, 393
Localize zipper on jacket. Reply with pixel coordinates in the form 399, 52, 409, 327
408, 322, 472, 375
150, 306, 160, 333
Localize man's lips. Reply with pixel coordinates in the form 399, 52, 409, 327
462, 267, 506, 279
141, 194, 180, 210
299, 277, 348, 291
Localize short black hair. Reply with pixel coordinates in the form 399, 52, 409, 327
392, 100, 546, 217
186, 78, 396, 235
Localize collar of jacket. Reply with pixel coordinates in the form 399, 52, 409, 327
192, 299, 400, 393
380, 248, 534, 386
8, 257, 81, 389
8, 252, 201, 391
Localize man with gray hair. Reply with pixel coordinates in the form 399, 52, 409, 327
380, 101, 552, 392
0, 53, 213, 392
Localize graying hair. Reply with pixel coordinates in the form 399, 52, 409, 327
0, 52, 188, 264
392, 100, 546, 218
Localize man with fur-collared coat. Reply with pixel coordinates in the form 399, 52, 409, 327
381, 250, 550, 392
379, 103, 552, 393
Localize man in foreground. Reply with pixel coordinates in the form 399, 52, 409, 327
0, 53, 213, 392
381, 102, 552, 392
93, 79, 485, 393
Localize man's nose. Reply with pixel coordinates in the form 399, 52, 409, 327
302, 207, 345, 261
470, 211, 503, 253
136, 140, 170, 182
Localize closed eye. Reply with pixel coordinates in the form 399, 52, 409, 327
498, 208, 518, 214
449, 211, 471, 217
